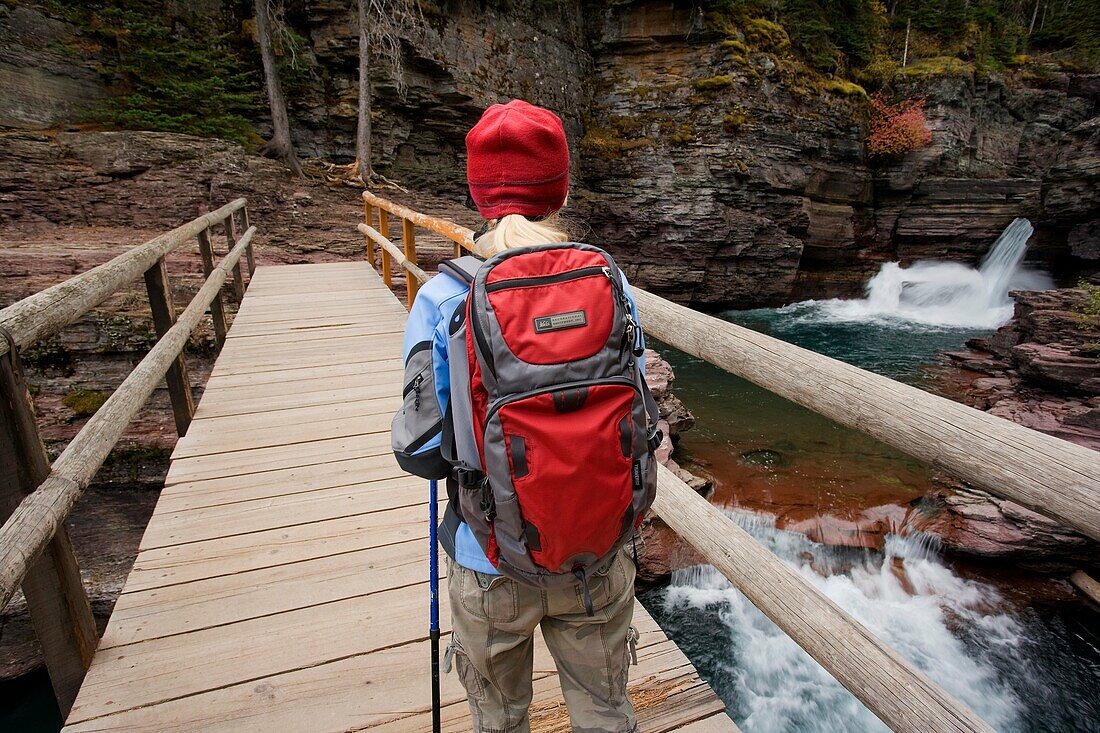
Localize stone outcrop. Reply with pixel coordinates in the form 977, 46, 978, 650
578, 3, 1099, 308
0, 5, 108, 130
926, 286, 1100, 564
913, 476, 1096, 569
1, 1, 1098, 311
942, 287, 1100, 450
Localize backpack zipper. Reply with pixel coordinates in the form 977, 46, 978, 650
484, 376, 639, 425
484, 265, 608, 292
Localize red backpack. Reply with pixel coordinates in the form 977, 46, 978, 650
440, 243, 661, 597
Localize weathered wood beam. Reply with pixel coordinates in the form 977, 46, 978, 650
1070, 569, 1100, 606
363, 191, 477, 250
143, 257, 195, 436
363, 201, 376, 265
197, 228, 228, 349
632, 287, 1100, 543
653, 463, 996, 733
0, 226, 256, 611
226, 216, 246, 301
0, 199, 246, 360
356, 223, 428, 285
401, 218, 419, 307
241, 208, 256, 276
0, 346, 97, 716
378, 208, 393, 288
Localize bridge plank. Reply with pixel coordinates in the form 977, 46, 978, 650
124, 502, 438, 593
62, 262, 735, 733
164, 433, 393, 484
139, 475, 423, 549
155, 455, 404, 510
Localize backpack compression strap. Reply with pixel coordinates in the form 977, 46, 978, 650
438, 256, 483, 285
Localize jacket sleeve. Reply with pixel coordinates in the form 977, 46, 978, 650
391, 281, 453, 479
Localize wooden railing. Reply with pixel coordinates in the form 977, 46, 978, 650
360, 189, 1100, 733
0, 200, 255, 714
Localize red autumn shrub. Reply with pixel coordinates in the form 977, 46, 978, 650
868, 94, 933, 158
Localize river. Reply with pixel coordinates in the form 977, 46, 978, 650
639, 220, 1099, 732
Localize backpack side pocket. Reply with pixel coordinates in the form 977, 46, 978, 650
392, 339, 449, 478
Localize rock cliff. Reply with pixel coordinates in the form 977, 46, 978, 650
2, 1, 1097, 310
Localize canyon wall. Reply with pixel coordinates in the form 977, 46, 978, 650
2, 1, 1097, 310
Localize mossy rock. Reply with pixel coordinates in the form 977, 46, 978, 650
579, 127, 654, 160
724, 106, 751, 133
703, 10, 740, 37
64, 388, 109, 417
693, 75, 735, 93
22, 337, 74, 375
896, 56, 972, 79
818, 79, 869, 99
720, 39, 750, 56
744, 18, 790, 53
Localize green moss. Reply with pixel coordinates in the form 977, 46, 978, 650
896, 56, 973, 78
723, 105, 751, 133
22, 338, 74, 375
103, 443, 174, 483
720, 39, 750, 55
579, 127, 654, 160
660, 119, 696, 146
693, 75, 735, 93
819, 79, 869, 98
704, 10, 740, 37
1076, 281, 1100, 329
64, 388, 109, 417
744, 18, 790, 53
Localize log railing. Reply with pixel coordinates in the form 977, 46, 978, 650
0, 200, 255, 715
359, 189, 1100, 733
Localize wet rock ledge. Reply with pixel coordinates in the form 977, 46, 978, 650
927, 285, 1100, 567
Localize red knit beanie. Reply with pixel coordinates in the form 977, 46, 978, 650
465, 100, 570, 220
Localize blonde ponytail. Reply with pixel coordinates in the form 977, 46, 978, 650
476, 213, 570, 255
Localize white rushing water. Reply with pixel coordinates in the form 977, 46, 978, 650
788, 218, 1054, 329
662, 509, 1026, 733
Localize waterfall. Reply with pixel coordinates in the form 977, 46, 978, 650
795, 218, 1054, 330
657, 509, 1027, 733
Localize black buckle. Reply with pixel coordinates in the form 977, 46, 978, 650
452, 466, 483, 489
647, 426, 664, 453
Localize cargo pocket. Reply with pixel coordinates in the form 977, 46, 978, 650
451, 637, 486, 702
459, 565, 518, 623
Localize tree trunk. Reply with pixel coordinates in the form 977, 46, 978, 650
357, 0, 372, 183
255, 0, 304, 178
902, 17, 911, 67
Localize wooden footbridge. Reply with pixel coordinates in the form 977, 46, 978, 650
0, 194, 1097, 732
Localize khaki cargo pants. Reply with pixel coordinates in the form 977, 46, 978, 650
445, 550, 639, 733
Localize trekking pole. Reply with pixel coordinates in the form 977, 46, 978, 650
429, 479, 442, 733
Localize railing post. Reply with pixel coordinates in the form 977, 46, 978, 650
363, 201, 376, 267
402, 217, 419, 307
197, 229, 228, 348
225, 217, 246, 300
143, 257, 195, 436
379, 209, 392, 288
241, 208, 256, 277
454, 240, 464, 259
0, 341, 97, 716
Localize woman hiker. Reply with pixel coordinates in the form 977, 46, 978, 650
392, 99, 656, 733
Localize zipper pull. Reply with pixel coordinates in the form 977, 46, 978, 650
413, 373, 423, 410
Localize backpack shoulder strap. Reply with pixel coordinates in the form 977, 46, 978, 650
438, 256, 482, 285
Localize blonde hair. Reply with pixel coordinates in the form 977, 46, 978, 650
476, 213, 570, 255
